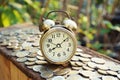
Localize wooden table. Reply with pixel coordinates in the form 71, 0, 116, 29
0, 23, 120, 80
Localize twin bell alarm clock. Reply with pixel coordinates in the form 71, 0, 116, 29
39, 11, 77, 65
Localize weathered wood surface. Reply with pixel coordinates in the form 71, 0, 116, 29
0, 23, 120, 80
0, 54, 32, 80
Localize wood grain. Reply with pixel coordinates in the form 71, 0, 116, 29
0, 54, 11, 80
0, 54, 32, 80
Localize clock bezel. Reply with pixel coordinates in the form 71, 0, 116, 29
40, 26, 77, 64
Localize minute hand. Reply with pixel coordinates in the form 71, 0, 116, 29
60, 37, 68, 44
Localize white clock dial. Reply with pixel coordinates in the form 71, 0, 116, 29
40, 27, 77, 64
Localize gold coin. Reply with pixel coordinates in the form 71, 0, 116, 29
72, 67, 81, 70
82, 65, 94, 71
97, 69, 107, 75
55, 68, 71, 76
79, 57, 90, 62
36, 56, 45, 60
27, 53, 37, 58
68, 70, 79, 75
27, 57, 37, 62
75, 62, 83, 67
70, 61, 78, 67
91, 57, 105, 64
35, 60, 48, 64
52, 76, 65, 80
40, 71, 53, 79
47, 65, 62, 73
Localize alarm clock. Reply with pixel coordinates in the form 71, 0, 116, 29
39, 11, 77, 65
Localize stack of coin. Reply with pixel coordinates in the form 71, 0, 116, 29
1, 27, 120, 80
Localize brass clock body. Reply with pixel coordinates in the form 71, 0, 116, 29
40, 26, 77, 64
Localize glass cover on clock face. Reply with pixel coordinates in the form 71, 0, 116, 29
41, 27, 76, 64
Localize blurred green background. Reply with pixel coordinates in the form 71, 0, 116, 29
0, 0, 120, 60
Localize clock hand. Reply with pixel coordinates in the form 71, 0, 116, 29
49, 42, 57, 46
51, 46, 57, 50
60, 37, 68, 44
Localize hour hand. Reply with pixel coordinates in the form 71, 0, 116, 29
49, 42, 57, 46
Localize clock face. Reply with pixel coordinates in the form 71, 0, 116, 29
40, 27, 77, 64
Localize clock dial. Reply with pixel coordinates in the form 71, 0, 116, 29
40, 27, 77, 64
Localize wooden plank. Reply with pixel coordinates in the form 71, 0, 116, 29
10, 62, 32, 80
0, 54, 11, 80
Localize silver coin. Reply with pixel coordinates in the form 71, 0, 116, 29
55, 68, 71, 76
71, 56, 79, 61
27, 57, 37, 62
40, 71, 53, 79
79, 70, 95, 78
79, 57, 90, 62
27, 65, 34, 69
66, 74, 85, 80
35, 60, 48, 65
89, 77, 101, 80
21, 42, 32, 50
37, 50, 43, 56
16, 57, 27, 62
87, 62, 97, 69
24, 61, 35, 65
79, 53, 92, 58
97, 64, 109, 70
102, 76, 118, 80
16, 51, 29, 57
39, 66, 48, 73
91, 57, 105, 64
33, 65, 42, 72
82, 65, 94, 71
117, 74, 120, 79
106, 70, 118, 76
52, 76, 65, 80
76, 48, 83, 52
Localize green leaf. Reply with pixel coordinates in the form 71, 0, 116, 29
13, 10, 23, 23
103, 20, 113, 29
84, 31, 94, 40
100, 28, 111, 35
92, 41, 103, 50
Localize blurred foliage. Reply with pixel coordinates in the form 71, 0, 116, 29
0, 0, 61, 27
0, 0, 120, 58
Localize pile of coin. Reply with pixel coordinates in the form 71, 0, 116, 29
0, 27, 120, 80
